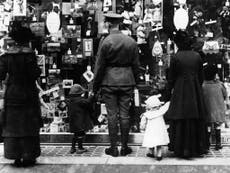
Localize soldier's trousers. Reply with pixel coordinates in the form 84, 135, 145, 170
101, 86, 133, 148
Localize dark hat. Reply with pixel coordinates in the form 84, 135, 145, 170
69, 84, 86, 95
104, 12, 123, 23
173, 30, 192, 50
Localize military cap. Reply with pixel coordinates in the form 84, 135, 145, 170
103, 12, 123, 23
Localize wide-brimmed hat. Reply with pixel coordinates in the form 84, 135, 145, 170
145, 94, 164, 108
69, 84, 86, 95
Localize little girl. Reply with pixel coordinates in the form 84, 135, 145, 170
67, 84, 94, 154
140, 94, 170, 161
203, 64, 227, 150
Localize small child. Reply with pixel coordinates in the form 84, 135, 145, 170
203, 64, 227, 150
67, 84, 94, 154
140, 94, 170, 161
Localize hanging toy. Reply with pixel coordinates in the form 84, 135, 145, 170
152, 39, 163, 57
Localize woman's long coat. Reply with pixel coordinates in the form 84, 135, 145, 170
165, 50, 207, 120
0, 47, 42, 137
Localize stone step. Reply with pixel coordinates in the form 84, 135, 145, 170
40, 128, 230, 145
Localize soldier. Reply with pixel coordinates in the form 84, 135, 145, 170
93, 12, 140, 157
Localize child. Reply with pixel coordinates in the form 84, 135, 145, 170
140, 94, 170, 161
67, 84, 94, 154
203, 64, 227, 150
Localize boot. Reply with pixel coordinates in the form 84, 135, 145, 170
76, 136, 87, 154
120, 118, 132, 156
156, 146, 162, 161
215, 128, 223, 150
105, 119, 119, 157
70, 137, 77, 154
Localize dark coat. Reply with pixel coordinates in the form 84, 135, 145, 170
67, 95, 94, 133
0, 46, 42, 137
202, 80, 227, 123
165, 50, 207, 120
93, 30, 140, 93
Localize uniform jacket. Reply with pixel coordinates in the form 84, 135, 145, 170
93, 30, 140, 92
0, 46, 42, 137
202, 80, 227, 123
165, 50, 207, 120
67, 95, 94, 133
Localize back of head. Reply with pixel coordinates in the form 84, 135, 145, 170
204, 64, 218, 81
9, 21, 34, 45
174, 30, 192, 50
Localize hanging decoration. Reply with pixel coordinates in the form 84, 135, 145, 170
219, 0, 230, 39
13, 0, 26, 16
173, 3, 189, 30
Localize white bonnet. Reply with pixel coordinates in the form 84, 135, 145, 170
145, 94, 164, 108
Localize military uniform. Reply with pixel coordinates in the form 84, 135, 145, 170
93, 13, 140, 156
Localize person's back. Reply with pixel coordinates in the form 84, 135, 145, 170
166, 30, 209, 158
202, 64, 227, 150
93, 13, 140, 157
95, 31, 139, 88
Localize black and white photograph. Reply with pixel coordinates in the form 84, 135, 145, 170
1, 0, 230, 172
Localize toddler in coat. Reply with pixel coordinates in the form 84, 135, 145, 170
140, 94, 170, 160
67, 84, 94, 154
203, 64, 227, 150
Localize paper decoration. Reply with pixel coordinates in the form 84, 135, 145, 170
37, 55, 46, 76
83, 66, 94, 82
101, 103, 107, 115
202, 41, 220, 54
63, 79, 73, 89
13, 0, 27, 16
152, 40, 163, 57
103, 0, 112, 12
30, 22, 45, 37
62, 2, 71, 15
83, 38, 93, 57
153, 0, 162, 5
174, 7, 189, 30
46, 12, 60, 34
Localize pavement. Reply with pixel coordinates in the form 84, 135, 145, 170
0, 145, 230, 173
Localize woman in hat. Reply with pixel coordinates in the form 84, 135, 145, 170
0, 21, 42, 167
165, 30, 209, 158
67, 84, 94, 154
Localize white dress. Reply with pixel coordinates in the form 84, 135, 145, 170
142, 102, 170, 148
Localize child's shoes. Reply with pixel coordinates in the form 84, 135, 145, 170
146, 153, 155, 158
